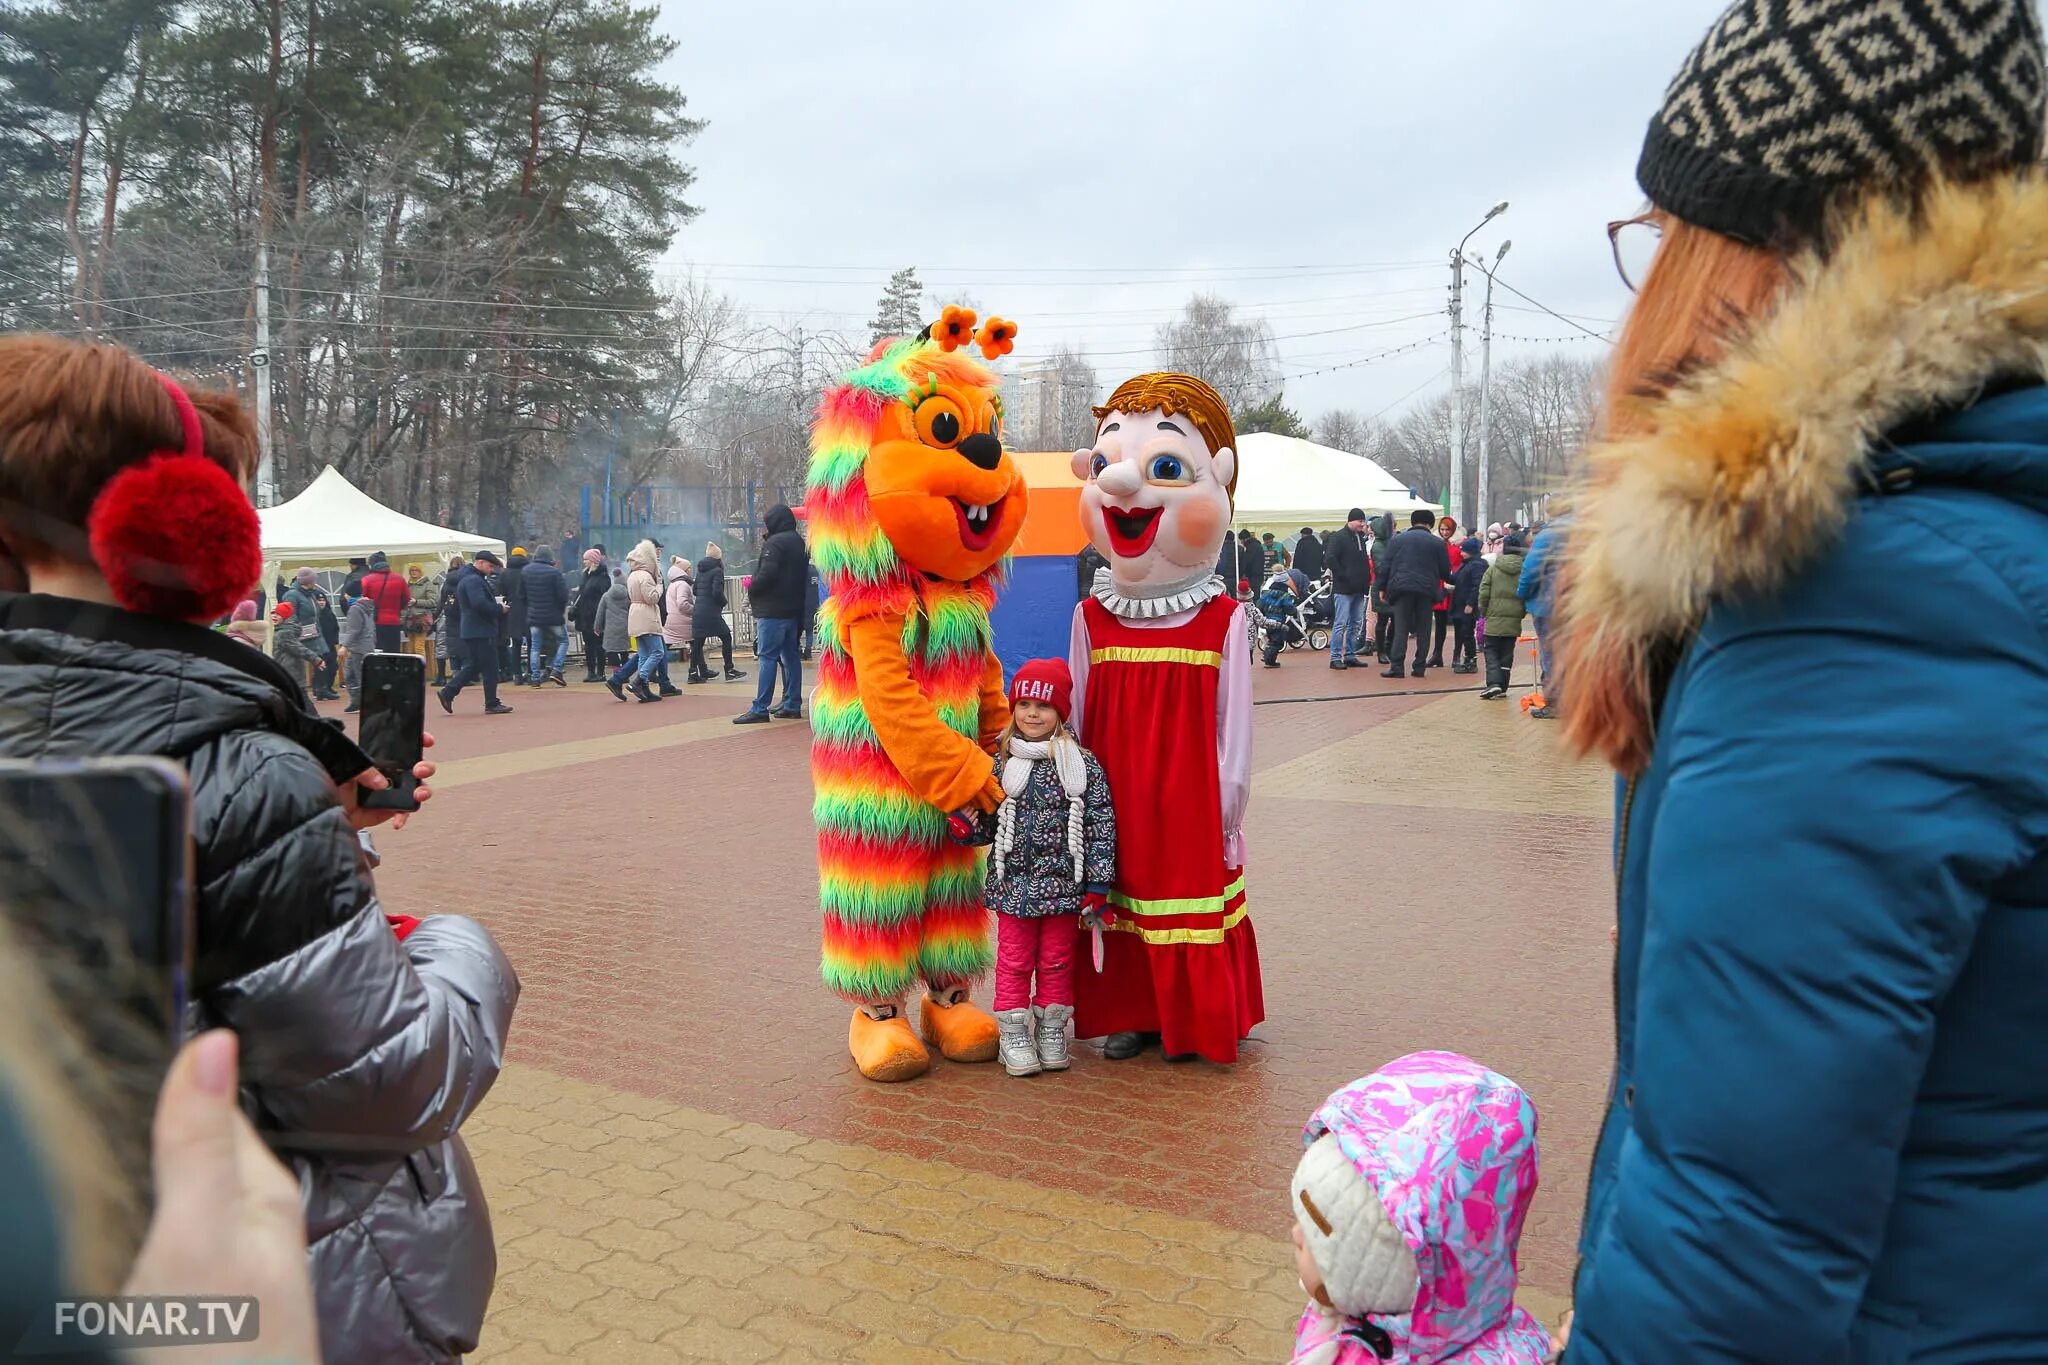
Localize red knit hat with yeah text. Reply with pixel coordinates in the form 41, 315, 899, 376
1009, 658, 1073, 721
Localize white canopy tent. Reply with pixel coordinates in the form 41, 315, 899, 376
1230, 432, 1442, 532
259, 465, 504, 572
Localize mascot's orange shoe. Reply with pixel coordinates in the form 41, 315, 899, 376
849, 1008, 930, 1083
920, 992, 1000, 1063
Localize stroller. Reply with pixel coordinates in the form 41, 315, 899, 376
1254, 571, 1333, 655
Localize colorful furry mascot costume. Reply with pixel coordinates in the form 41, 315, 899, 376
809, 309, 1030, 1082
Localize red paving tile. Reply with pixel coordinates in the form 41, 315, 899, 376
371, 636, 1608, 1296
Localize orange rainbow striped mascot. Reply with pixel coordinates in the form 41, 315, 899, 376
808, 308, 1029, 1082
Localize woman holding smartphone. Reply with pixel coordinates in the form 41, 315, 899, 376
0, 335, 519, 1365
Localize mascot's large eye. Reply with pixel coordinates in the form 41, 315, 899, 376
1146, 454, 1194, 486
915, 396, 965, 448
1089, 452, 1108, 477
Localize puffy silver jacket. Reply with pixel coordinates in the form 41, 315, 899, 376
0, 594, 518, 1364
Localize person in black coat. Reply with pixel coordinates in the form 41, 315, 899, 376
1369, 513, 1396, 663
571, 549, 609, 681
1075, 543, 1107, 602
1378, 510, 1453, 678
1324, 510, 1371, 669
519, 544, 570, 686
689, 544, 743, 682
1447, 536, 1487, 674
1292, 527, 1325, 581
736, 503, 809, 723
498, 550, 528, 680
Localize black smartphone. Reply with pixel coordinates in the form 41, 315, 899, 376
359, 652, 426, 811
0, 757, 195, 1043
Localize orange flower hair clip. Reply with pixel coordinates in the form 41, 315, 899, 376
976, 316, 1018, 360
931, 305, 978, 352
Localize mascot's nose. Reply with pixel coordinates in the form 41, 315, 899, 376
957, 432, 1002, 471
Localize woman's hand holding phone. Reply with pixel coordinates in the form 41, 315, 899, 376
339, 729, 436, 832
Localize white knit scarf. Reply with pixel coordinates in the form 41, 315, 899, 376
1090, 566, 1228, 620
993, 733, 1089, 885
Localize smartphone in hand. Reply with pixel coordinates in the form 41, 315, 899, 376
0, 757, 195, 1044
358, 653, 426, 812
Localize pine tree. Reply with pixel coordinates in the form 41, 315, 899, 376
868, 266, 923, 345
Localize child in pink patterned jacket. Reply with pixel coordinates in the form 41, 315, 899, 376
1288, 1051, 1551, 1364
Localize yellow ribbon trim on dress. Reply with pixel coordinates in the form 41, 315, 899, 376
1088, 645, 1223, 668
1105, 875, 1249, 944
1108, 875, 1247, 917
1107, 904, 1250, 945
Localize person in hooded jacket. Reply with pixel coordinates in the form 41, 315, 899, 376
604, 539, 666, 703
1289, 1052, 1549, 1364
1558, 4, 2048, 1359
0, 335, 518, 1364
1367, 514, 1395, 664
593, 568, 631, 668
662, 556, 696, 671
1447, 536, 1487, 675
431, 554, 464, 684
497, 549, 527, 681
689, 542, 744, 683
1475, 536, 1526, 700
735, 503, 808, 724
519, 544, 569, 687
572, 548, 609, 681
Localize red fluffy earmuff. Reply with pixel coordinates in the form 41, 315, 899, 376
87, 373, 262, 620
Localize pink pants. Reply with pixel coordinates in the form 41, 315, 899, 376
993, 912, 1081, 1010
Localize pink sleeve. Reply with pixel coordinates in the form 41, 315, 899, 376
1067, 603, 1091, 743
1219, 603, 1252, 867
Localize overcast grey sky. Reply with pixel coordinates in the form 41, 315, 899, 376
654, 0, 1729, 434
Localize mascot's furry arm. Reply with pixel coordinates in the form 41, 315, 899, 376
807, 316, 1027, 817
841, 613, 1006, 812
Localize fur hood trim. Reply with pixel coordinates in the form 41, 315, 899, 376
1563, 174, 2048, 771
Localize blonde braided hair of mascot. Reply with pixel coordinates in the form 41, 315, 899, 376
807, 317, 1029, 1083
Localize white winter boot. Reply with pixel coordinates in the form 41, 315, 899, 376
1035, 1004, 1074, 1071
995, 1008, 1042, 1076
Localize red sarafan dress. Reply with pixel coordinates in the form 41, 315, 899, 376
1071, 594, 1264, 1061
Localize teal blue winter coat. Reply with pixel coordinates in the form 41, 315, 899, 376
1564, 179, 2048, 1364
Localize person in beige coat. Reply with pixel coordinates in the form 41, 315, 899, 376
604, 539, 667, 703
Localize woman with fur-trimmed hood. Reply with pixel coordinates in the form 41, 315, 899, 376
1557, 2, 2048, 1361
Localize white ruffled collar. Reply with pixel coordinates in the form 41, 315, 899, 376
1090, 567, 1227, 620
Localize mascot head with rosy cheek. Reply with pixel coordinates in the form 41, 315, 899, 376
1073, 372, 1237, 595
806, 310, 1028, 611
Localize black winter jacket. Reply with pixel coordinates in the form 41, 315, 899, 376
1326, 528, 1371, 595
0, 594, 517, 1364
572, 565, 608, 632
1380, 526, 1453, 598
499, 553, 528, 638
521, 557, 568, 626
456, 566, 506, 640
1292, 532, 1325, 581
692, 556, 728, 632
748, 505, 809, 620
1450, 555, 1488, 617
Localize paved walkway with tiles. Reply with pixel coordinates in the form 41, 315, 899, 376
362, 636, 1604, 1361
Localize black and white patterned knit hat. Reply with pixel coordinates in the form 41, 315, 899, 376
1640, 0, 2048, 246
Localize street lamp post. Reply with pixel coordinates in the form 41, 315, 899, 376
202, 156, 276, 508
1446, 200, 1507, 528
1473, 239, 1511, 532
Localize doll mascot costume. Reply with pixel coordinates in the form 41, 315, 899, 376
810, 308, 1030, 1082
1068, 372, 1264, 1062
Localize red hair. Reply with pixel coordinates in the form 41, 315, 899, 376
1563, 215, 1790, 770
0, 336, 257, 564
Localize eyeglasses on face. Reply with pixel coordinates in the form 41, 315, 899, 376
1607, 212, 1662, 293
